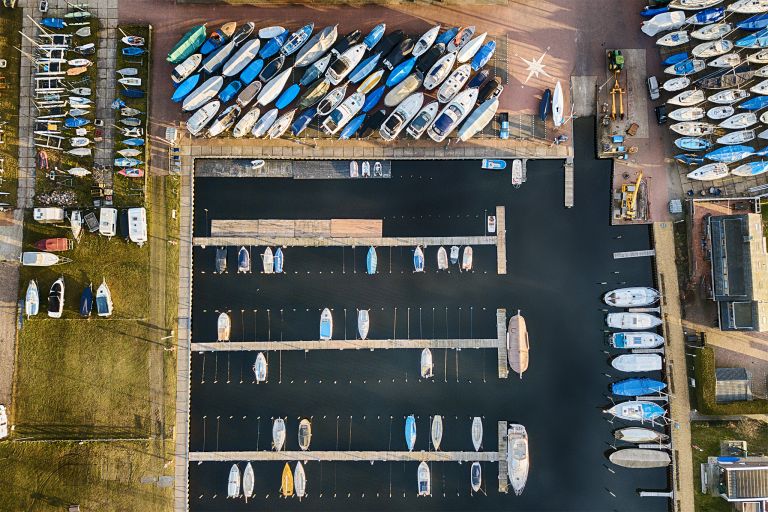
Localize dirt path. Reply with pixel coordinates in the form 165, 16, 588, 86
0, 263, 19, 406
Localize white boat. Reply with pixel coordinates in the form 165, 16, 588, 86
670, 121, 715, 136
233, 107, 261, 138
380, 92, 424, 141
507, 424, 529, 496
25, 280, 39, 317
259, 26, 285, 39
317, 83, 348, 116
603, 287, 659, 307
118, 77, 141, 87
257, 67, 293, 106
384, 72, 423, 107
506, 311, 529, 378
718, 129, 755, 145
217, 312, 231, 341
612, 354, 663, 372
242, 462, 254, 502
322, 92, 364, 135
457, 32, 487, 63
458, 97, 499, 141
294, 461, 307, 499
641, 11, 686, 36
66, 167, 90, 177
662, 76, 690, 92
227, 464, 240, 498
128, 207, 147, 246
668, 106, 704, 122
606, 312, 662, 329
437, 246, 448, 270
295, 24, 338, 67
610, 332, 665, 349
552, 80, 565, 126
752, 79, 768, 95
420, 348, 433, 378
750, 50, 768, 64
182, 75, 224, 112
709, 89, 749, 104
667, 89, 704, 106
95, 279, 113, 318
431, 415, 443, 450
687, 162, 729, 180
254, 352, 267, 382
511, 160, 524, 187
251, 108, 278, 138
172, 53, 202, 83
413, 24, 440, 57
428, 87, 478, 141
417, 461, 431, 496
424, 51, 457, 90
691, 22, 731, 41
664, 59, 704, 76
692, 40, 733, 59
326, 43, 367, 85
362, 162, 371, 177
720, 112, 757, 129
472, 417, 483, 451
657, 30, 689, 47
320, 307, 333, 340
21, 252, 60, 267
614, 427, 669, 443
669, 0, 723, 9
262, 247, 274, 273
357, 309, 370, 340
609, 449, 671, 469
407, 101, 439, 139
187, 100, 221, 137
222, 39, 261, 77
70, 210, 82, 241
757, 65, 768, 77
707, 105, 734, 120
273, 418, 286, 450
449, 245, 460, 265
708, 53, 740, 68
728, 0, 768, 13
298, 418, 312, 450
470, 462, 482, 493
461, 246, 473, 270
267, 109, 295, 139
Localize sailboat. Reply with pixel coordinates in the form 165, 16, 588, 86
254, 352, 267, 382
227, 464, 240, 498
507, 424, 529, 496
603, 400, 665, 421
413, 246, 425, 272
320, 308, 333, 340
294, 461, 307, 499
273, 418, 286, 451
405, 414, 417, 451
48, 277, 65, 318
507, 311, 529, 379
471, 462, 482, 492
461, 246, 473, 270
437, 246, 448, 270
417, 461, 431, 496
420, 348, 433, 378
431, 415, 443, 450
614, 427, 669, 443
237, 246, 250, 273
472, 417, 483, 451
603, 287, 659, 307
274, 248, 284, 273
96, 279, 113, 317
357, 309, 370, 340
217, 312, 231, 341
298, 418, 312, 450
79, 283, 93, 318
242, 462, 255, 503
366, 246, 377, 274
262, 247, 274, 274
281, 463, 294, 497
25, 280, 39, 318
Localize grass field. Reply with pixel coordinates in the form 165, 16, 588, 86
0, 9, 22, 207
691, 420, 768, 512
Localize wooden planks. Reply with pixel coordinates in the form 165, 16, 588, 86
210, 219, 382, 239
329, 219, 383, 237
192, 338, 499, 352
190, 450, 499, 462
496, 206, 506, 275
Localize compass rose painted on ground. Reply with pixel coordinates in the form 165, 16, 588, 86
518, 48, 553, 84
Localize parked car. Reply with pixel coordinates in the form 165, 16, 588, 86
654, 104, 667, 125
499, 112, 509, 139
647, 75, 659, 101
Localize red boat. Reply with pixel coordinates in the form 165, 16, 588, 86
34, 238, 73, 252
118, 168, 144, 178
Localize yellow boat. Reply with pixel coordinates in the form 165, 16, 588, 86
281, 463, 294, 497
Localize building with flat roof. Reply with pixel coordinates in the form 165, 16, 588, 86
708, 213, 768, 331
703, 456, 768, 510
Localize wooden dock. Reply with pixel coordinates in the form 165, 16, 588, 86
195, 234, 496, 248
192, 338, 499, 352
564, 158, 574, 208
496, 309, 509, 379
498, 421, 509, 493
496, 206, 507, 275
189, 450, 499, 463
613, 249, 656, 259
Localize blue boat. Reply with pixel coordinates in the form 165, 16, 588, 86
65, 117, 89, 128
738, 12, 768, 31
386, 56, 416, 87
757, 147, 768, 157
605, 401, 666, 421
121, 88, 144, 99
671, 60, 699, 75
674, 154, 706, 166
366, 246, 377, 274
662, 52, 688, 66
41, 17, 66, 29
687, 7, 724, 25
739, 96, 768, 111
291, 107, 317, 136
172, 73, 200, 102
468, 69, 490, 89
674, 137, 711, 151
79, 284, 92, 318
200, 24, 233, 55
349, 53, 382, 84
362, 85, 386, 113
259, 29, 289, 59
218, 80, 243, 103
259, 54, 285, 82
404, 415, 417, 451
364, 23, 386, 50
274, 247, 284, 273
435, 27, 459, 47
122, 47, 146, 56
736, 28, 768, 48
111, 98, 126, 109
733, 160, 768, 176
123, 138, 145, 146
281, 23, 314, 56
706, 145, 754, 163
300, 60, 326, 86
471, 41, 496, 72
481, 158, 506, 170
641, 5, 668, 17
413, 246, 425, 272
339, 114, 365, 140
275, 84, 300, 110
539, 88, 551, 121
240, 59, 264, 85
612, 378, 667, 397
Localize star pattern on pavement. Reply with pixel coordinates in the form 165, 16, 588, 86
519, 51, 553, 84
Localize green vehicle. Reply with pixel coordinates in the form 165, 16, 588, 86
167, 25, 207, 64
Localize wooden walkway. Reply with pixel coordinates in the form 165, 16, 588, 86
564, 158, 574, 208
193, 234, 497, 248
614, 249, 656, 259
498, 421, 509, 493
189, 450, 499, 463
496, 206, 507, 275
192, 338, 499, 352
496, 309, 509, 379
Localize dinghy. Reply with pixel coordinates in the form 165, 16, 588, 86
472, 417, 483, 451
357, 309, 370, 340
217, 312, 231, 341
420, 348, 433, 378
461, 245, 474, 270
363, 23, 386, 50
612, 354, 663, 372
254, 352, 267, 382
298, 419, 312, 451
610, 332, 665, 349
603, 287, 659, 307
431, 415, 443, 450
273, 418, 286, 450
405, 415, 417, 451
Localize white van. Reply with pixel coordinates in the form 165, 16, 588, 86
99, 207, 117, 238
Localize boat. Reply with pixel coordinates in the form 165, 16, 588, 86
670, 121, 716, 135
236, 246, 250, 273
242, 462, 254, 502
662, 76, 690, 92
207, 105, 241, 138
471, 41, 496, 71
240, 59, 265, 85
448, 246, 459, 265
431, 415, 443, 450
382, 37, 414, 71
215, 247, 227, 274
428, 87, 478, 141
187, 100, 221, 137
227, 464, 240, 498
200, 22, 236, 55
436, 27, 460, 47
614, 427, 669, 444
254, 352, 267, 382
231, 22, 255, 46
417, 462, 431, 497
729, 0, 768, 13
708, 105, 734, 120
604, 400, 666, 421
222, 39, 261, 77
448, 26, 476, 52
691, 22, 732, 41
609, 449, 671, 469
359, 69, 384, 94
421, 348, 433, 378
123, 138, 145, 147
349, 52, 382, 84
386, 57, 416, 87
720, 112, 758, 129
331, 29, 363, 57
25, 280, 39, 318
282, 23, 314, 56
610, 332, 665, 349
251, 108, 278, 137
708, 53, 740, 68
66, 167, 90, 177
694, 39, 733, 58
733, 160, 768, 176
259, 246, 273, 274
612, 378, 667, 396
384, 72, 423, 107
295, 25, 338, 67
471, 462, 482, 492
233, 107, 261, 138
472, 417, 483, 451
739, 96, 768, 110
676, 153, 705, 166
665, 59, 705, 76
363, 23, 386, 50
407, 101, 439, 139
41, 17, 66, 29
361, 108, 387, 134
413, 24, 440, 57
217, 312, 231, 341
273, 418, 286, 450
357, 309, 370, 340
273, 248, 284, 273
675, 137, 710, 151
606, 312, 662, 329
424, 52, 457, 90
259, 26, 285, 39
367, 246, 377, 274
294, 462, 307, 499
753, 78, 768, 95
405, 415, 417, 451
35, 238, 72, 252
701, 64, 755, 89
319, 307, 333, 340
739, 12, 768, 30
458, 98, 499, 141
47, 277, 64, 318
298, 418, 312, 450
710, 89, 750, 104
65, 117, 89, 129
437, 64, 472, 103
297, 80, 329, 110
603, 287, 659, 307
686, 6, 724, 24
506, 310, 529, 378
641, 11, 686, 36
612, 354, 663, 372
688, 162, 730, 180
669, 0, 723, 8
705, 144, 754, 163
461, 245, 474, 270
200, 40, 236, 75
552, 80, 565, 126
267, 109, 295, 139
436, 246, 449, 270
322, 92, 365, 135
327, 43, 367, 85
182, 76, 224, 112
663, 52, 688, 66
362, 161, 371, 177
413, 246, 425, 272
122, 35, 144, 46
507, 424, 529, 496
657, 30, 689, 47
281, 463, 294, 497
301, 55, 332, 87
416, 42, 447, 75
718, 130, 756, 145
457, 32, 487, 63
122, 47, 146, 57
256, 67, 293, 107
70, 211, 82, 241
259, 54, 286, 83
276, 84, 301, 109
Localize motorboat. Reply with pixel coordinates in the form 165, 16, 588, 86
552, 81, 565, 126
292, 107, 317, 136
366, 246, 377, 274
317, 83, 348, 116
182, 76, 224, 112
243, 462, 254, 503
458, 97, 499, 141
282, 23, 314, 56
488, 215, 498, 232
471, 41, 496, 71
709, 88, 749, 104
641, 11, 686, 36
416, 42, 446, 75
428, 87, 478, 142
612, 377, 666, 396
200, 40, 236, 75
609, 449, 671, 469
227, 464, 240, 498
657, 30, 689, 47
687, 162, 729, 180
417, 462, 431, 497
405, 415, 417, 451
413, 24, 440, 57
299, 79, 330, 110
187, 100, 221, 137
273, 418, 286, 450
281, 463, 294, 497
320, 308, 333, 340
322, 92, 365, 135
256, 67, 293, 106
471, 462, 482, 492
298, 418, 312, 450
614, 427, 669, 444
424, 52, 457, 90
407, 101, 439, 139
668, 89, 704, 107
472, 417, 483, 451
384, 72, 423, 107
206, 105, 241, 138
413, 246, 425, 272
47, 277, 64, 318
604, 400, 665, 421
691, 22, 732, 41
669, 0, 724, 9
457, 32, 487, 63
294, 462, 307, 499
603, 287, 659, 307
300, 54, 332, 86
606, 312, 662, 329
231, 22, 255, 46
217, 312, 231, 341
254, 352, 267, 382
274, 248, 284, 273
610, 332, 665, 349
386, 57, 416, 87
233, 107, 261, 138
267, 109, 296, 139
327, 43, 367, 85
506, 310, 529, 379
262, 247, 274, 274
361, 108, 388, 133
359, 69, 385, 93
222, 39, 261, 77
295, 25, 338, 67
448, 26, 476, 52
461, 246, 473, 270
421, 348, 433, 378
718, 130, 756, 145
260, 54, 286, 82
363, 23, 387, 50
26, 280, 39, 317
431, 415, 443, 450
358, 309, 370, 340
450, 246, 460, 264
251, 108, 278, 137
668, 106, 705, 121
34, 238, 72, 252
338, 113, 366, 140
376, 29, 404, 58
612, 354, 663, 372
707, 106, 734, 120
507, 424, 529, 496
437, 246, 448, 270
733, 160, 768, 176
382, 37, 414, 71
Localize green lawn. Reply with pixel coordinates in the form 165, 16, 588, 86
691, 420, 768, 512
0, 9, 22, 207
693, 346, 768, 414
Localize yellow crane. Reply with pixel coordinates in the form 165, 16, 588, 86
622, 171, 643, 220
610, 71, 625, 121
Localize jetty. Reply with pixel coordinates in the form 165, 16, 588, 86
189, 450, 499, 463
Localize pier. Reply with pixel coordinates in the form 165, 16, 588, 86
564, 158, 574, 208
189, 450, 499, 463
613, 249, 656, 259
495, 206, 507, 275
496, 309, 509, 379
498, 421, 509, 494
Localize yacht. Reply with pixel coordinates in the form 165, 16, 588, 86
610, 332, 665, 349
606, 313, 662, 330
47, 277, 64, 318
227, 464, 240, 498
507, 424, 529, 496
242, 462, 255, 503
507, 310, 529, 379
603, 287, 660, 307
294, 461, 307, 499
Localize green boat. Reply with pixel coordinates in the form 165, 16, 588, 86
167, 25, 207, 64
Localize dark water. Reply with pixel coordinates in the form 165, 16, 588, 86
188, 118, 667, 511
